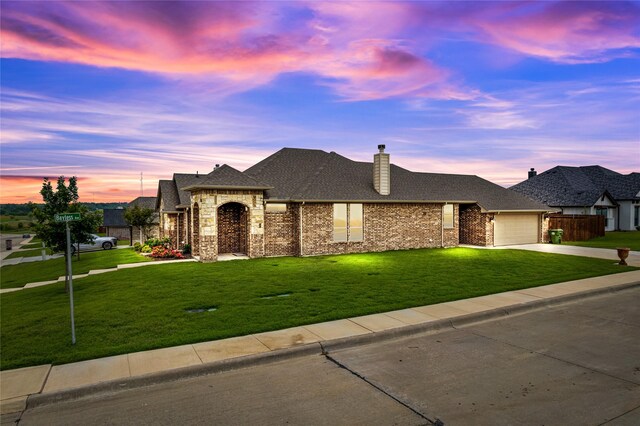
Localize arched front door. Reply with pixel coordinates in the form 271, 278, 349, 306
217, 202, 248, 254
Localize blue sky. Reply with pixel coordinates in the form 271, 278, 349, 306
1, 1, 639, 202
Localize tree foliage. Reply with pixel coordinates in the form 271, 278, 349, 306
124, 205, 156, 242
30, 177, 102, 255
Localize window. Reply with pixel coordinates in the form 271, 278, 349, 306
333, 203, 363, 242
443, 204, 454, 229
634, 206, 639, 227
265, 203, 287, 213
595, 207, 608, 227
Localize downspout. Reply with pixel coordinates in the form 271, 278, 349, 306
176, 212, 180, 248
441, 204, 445, 248
299, 202, 304, 256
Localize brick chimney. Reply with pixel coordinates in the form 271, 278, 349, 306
528, 168, 537, 179
373, 144, 390, 195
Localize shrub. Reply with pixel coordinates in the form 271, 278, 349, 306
150, 246, 184, 259
141, 244, 152, 253
133, 242, 142, 252
17, 222, 24, 229
182, 243, 191, 255
145, 237, 171, 248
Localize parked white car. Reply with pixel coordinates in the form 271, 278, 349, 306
70, 234, 117, 254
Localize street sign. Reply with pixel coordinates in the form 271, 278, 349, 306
55, 213, 81, 222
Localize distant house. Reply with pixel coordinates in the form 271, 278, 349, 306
511, 166, 640, 231
154, 146, 550, 261
103, 196, 159, 244
103, 207, 129, 241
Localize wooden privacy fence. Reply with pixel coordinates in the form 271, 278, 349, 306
548, 214, 605, 241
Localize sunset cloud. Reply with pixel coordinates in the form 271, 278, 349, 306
1, 1, 638, 203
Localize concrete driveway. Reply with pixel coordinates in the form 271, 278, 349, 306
12, 287, 640, 426
493, 243, 640, 267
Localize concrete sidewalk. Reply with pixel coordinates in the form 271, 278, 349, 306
2, 269, 639, 415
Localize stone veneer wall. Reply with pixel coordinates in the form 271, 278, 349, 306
106, 227, 130, 241
163, 213, 179, 247
540, 214, 550, 243
191, 190, 264, 261
264, 203, 300, 257
299, 203, 450, 256
459, 204, 493, 246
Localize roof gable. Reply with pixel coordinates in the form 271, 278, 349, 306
182, 164, 271, 191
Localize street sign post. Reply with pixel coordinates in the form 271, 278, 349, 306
54, 213, 81, 222
55, 212, 81, 344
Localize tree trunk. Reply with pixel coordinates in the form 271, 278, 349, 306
140, 228, 143, 244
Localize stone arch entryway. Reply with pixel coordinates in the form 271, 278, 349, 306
217, 202, 248, 254
192, 202, 200, 256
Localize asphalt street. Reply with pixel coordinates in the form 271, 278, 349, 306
9, 287, 640, 426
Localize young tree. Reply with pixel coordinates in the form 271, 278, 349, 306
31, 176, 102, 264
124, 205, 156, 243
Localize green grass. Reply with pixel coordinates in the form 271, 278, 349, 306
0, 249, 151, 289
565, 231, 640, 251
1, 247, 635, 370
4, 247, 54, 260
21, 242, 46, 249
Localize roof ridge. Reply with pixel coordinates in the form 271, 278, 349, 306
291, 150, 337, 197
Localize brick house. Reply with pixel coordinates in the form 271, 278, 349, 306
155, 146, 550, 261
511, 166, 640, 232
103, 196, 159, 244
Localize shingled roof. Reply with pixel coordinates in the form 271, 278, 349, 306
157, 180, 180, 212
103, 209, 127, 227
173, 173, 201, 207
510, 165, 640, 207
129, 196, 157, 210
181, 164, 271, 191
244, 148, 549, 212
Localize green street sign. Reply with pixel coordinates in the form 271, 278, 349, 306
54, 212, 81, 222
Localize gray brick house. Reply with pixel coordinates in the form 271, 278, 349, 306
156, 146, 550, 261
511, 166, 640, 232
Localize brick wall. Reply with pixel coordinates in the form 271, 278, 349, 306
264, 203, 300, 257
300, 203, 449, 256
192, 203, 200, 256
459, 204, 493, 246
106, 227, 130, 241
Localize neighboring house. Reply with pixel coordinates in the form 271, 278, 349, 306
103, 207, 129, 240
130, 196, 160, 243
511, 166, 640, 232
103, 196, 159, 244
155, 146, 550, 261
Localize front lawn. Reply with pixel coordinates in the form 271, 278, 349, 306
565, 231, 640, 251
0, 249, 151, 289
1, 247, 635, 370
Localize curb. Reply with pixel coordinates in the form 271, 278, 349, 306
24, 280, 639, 409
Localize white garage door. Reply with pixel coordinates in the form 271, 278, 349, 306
494, 214, 539, 246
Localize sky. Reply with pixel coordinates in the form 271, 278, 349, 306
1, 1, 639, 203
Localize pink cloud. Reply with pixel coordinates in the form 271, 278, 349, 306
0, 1, 455, 100
453, 2, 640, 63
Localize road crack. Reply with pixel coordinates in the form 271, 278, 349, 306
320, 342, 444, 426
